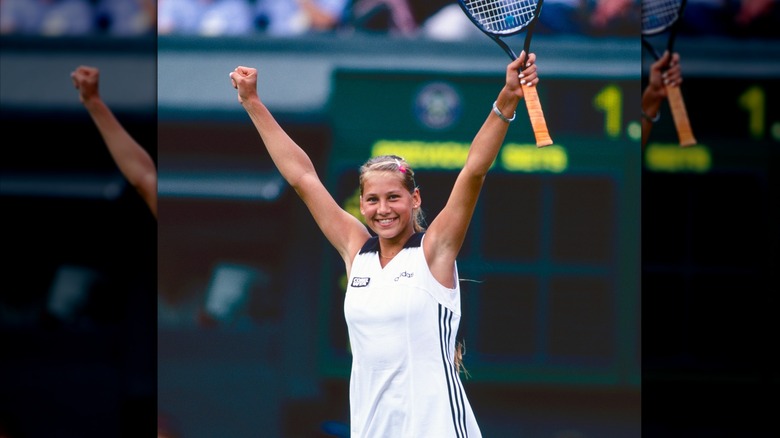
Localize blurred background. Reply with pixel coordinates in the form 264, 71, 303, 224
0, 1, 776, 437
640, 0, 779, 437
1, 1, 157, 437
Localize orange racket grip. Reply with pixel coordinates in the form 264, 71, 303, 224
523, 85, 553, 147
665, 85, 697, 147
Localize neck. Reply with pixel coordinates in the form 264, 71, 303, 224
378, 230, 415, 259
379, 245, 401, 259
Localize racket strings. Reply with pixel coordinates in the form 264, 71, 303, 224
463, 0, 538, 33
642, 0, 681, 33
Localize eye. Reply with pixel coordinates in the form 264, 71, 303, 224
365, 196, 378, 203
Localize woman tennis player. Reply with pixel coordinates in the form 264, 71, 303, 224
230, 51, 539, 437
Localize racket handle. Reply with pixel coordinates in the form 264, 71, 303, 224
665, 85, 697, 147
523, 85, 553, 147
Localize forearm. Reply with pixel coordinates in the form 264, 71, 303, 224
82, 98, 156, 188
641, 87, 663, 148
241, 96, 317, 187
642, 88, 663, 121
466, 88, 521, 175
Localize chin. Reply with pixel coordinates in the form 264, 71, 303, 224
372, 228, 395, 238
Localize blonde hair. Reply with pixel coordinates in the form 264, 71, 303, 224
455, 340, 470, 378
359, 155, 426, 232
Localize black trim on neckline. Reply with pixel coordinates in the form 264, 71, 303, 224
359, 232, 424, 254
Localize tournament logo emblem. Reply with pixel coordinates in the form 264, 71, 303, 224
414, 82, 461, 131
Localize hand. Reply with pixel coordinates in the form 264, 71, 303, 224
661, 52, 682, 88
70, 65, 100, 104
642, 51, 682, 128
229, 66, 259, 104
506, 51, 538, 99
648, 51, 682, 100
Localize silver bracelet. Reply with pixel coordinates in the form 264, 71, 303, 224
641, 109, 660, 122
492, 101, 516, 123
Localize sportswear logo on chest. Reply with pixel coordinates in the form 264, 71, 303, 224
351, 277, 371, 287
394, 271, 414, 282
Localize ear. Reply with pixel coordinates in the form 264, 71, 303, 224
412, 188, 421, 209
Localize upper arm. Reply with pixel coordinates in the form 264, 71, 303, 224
424, 166, 485, 282
136, 169, 158, 218
425, 103, 510, 272
296, 172, 371, 265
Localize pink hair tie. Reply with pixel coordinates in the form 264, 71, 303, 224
395, 159, 407, 173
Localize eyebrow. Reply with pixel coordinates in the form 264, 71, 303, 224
363, 189, 404, 197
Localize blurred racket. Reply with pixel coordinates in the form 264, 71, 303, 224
642, 0, 697, 147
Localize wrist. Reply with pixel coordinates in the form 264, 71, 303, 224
641, 109, 660, 122
492, 100, 516, 123
240, 94, 262, 105
641, 96, 662, 124
82, 96, 105, 111
498, 87, 521, 105
494, 90, 520, 120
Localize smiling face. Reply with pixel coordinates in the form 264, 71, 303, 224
360, 171, 420, 241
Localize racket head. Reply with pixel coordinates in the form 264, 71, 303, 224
642, 0, 685, 36
457, 0, 544, 37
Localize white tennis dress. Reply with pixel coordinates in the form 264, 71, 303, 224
344, 232, 482, 438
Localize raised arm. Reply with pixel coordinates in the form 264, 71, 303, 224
71, 66, 157, 218
229, 66, 369, 264
425, 53, 538, 280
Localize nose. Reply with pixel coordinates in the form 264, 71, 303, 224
377, 199, 391, 214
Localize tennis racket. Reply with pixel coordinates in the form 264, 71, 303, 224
458, 0, 553, 147
642, 0, 696, 147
